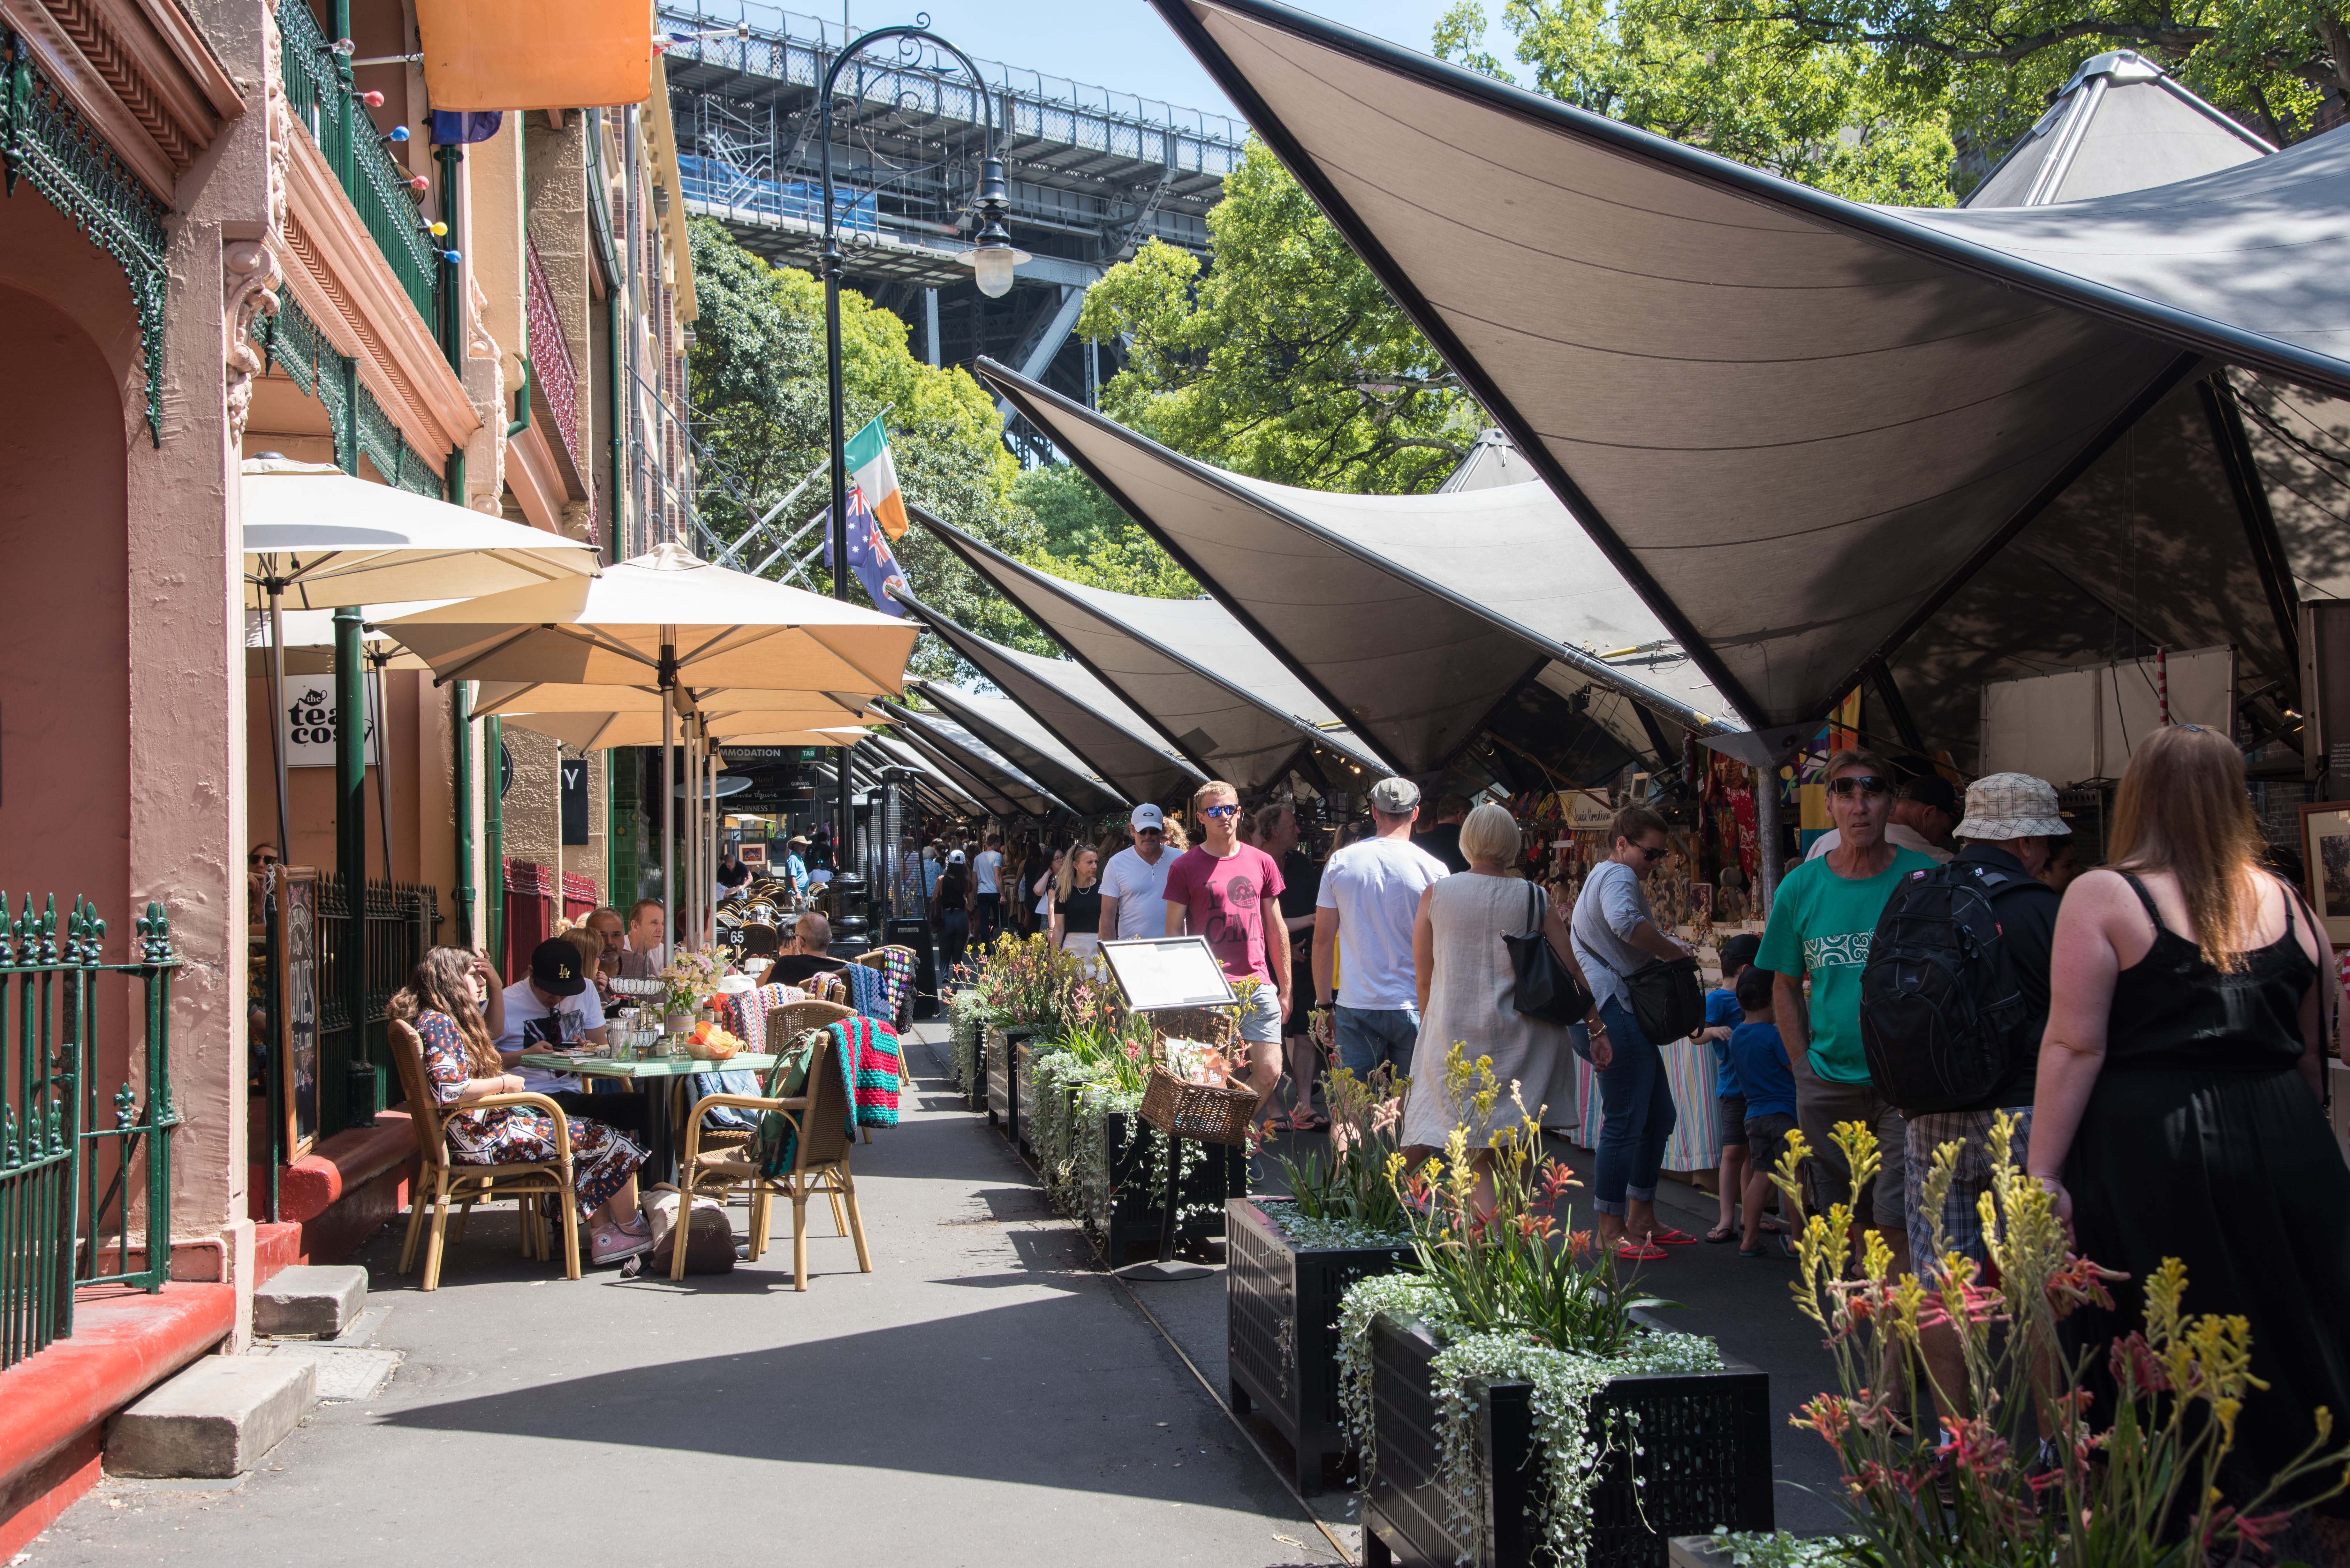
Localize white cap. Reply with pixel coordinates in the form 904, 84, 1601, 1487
946, 849, 966, 864
1130, 803, 1165, 830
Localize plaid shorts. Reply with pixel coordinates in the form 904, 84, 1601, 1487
1904, 1106, 2034, 1280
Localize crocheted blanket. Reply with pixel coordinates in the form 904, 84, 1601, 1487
748, 1018, 901, 1176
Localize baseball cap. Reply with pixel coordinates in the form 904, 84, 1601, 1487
1901, 773, 1962, 817
1956, 773, 2066, 841
1131, 803, 1165, 831
1368, 777, 1421, 813
1718, 932, 1762, 974
947, 849, 966, 864
529, 937, 587, 997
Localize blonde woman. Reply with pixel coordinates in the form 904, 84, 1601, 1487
1050, 842, 1105, 961
1403, 802, 1595, 1216
2031, 724, 2350, 1517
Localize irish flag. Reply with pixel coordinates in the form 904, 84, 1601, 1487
844, 415, 906, 541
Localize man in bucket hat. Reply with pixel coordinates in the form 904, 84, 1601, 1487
1902, 771, 2066, 1419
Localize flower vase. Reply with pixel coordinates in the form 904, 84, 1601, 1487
665, 1012, 692, 1037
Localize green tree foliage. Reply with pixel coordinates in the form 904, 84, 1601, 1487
1435, 1, 1956, 201
1077, 138, 1479, 496
686, 219, 1040, 675
1011, 464, 1199, 599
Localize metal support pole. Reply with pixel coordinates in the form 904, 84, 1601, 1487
486, 714, 504, 972
453, 679, 475, 947
1756, 761, 1783, 920
334, 607, 377, 1125
660, 635, 676, 965
370, 654, 393, 884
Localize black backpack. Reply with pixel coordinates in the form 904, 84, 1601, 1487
1859, 860, 2048, 1114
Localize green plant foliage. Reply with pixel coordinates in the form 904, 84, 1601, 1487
1010, 464, 1198, 600
1078, 139, 1480, 496
684, 219, 1040, 675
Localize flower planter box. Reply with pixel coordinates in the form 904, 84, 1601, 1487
1228, 1198, 1412, 1495
1362, 1313, 1774, 1568
985, 1024, 1036, 1137
1091, 1110, 1245, 1261
1014, 1041, 1039, 1158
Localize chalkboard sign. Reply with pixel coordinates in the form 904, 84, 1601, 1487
561, 758, 590, 845
277, 867, 322, 1159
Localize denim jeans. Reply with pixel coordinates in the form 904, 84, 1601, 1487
973, 892, 1001, 944
1334, 1005, 1419, 1080
938, 908, 970, 977
1593, 996, 1677, 1217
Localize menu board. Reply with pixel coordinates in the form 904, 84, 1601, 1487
1100, 936, 1236, 1012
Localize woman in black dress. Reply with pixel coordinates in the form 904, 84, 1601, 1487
2030, 724, 2350, 1518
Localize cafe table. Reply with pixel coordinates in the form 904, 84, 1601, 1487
517, 1050, 778, 1187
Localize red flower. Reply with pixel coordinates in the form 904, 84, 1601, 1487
2108, 1332, 2170, 1395
1934, 1418, 2012, 1477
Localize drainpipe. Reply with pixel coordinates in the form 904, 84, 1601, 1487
485, 714, 504, 974
453, 679, 474, 947
334, 606, 377, 1126
436, 145, 465, 370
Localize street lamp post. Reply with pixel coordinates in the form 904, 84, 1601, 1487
817, 21, 1024, 945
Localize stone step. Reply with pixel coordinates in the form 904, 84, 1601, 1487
251, 1264, 368, 1339
104, 1356, 316, 1480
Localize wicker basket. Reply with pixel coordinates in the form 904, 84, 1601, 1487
1138, 1067, 1261, 1147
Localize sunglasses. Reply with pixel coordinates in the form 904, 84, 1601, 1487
1826, 775, 1892, 799
1135, 826, 1165, 836
1199, 804, 1241, 819
1629, 841, 1669, 863
248, 852, 279, 865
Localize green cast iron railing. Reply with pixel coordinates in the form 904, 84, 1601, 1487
315, 876, 437, 1138
0, 896, 179, 1374
275, 0, 440, 331
252, 290, 444, 498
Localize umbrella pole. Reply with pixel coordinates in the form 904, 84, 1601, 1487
370, 654, 393, 884
661, 634, 676, 969
267, 585, 292, 872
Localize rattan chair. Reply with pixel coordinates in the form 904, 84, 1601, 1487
671, 998, 856, 1158
674, 1024, 873, 1289
388, 1019, 584, 1290
738, 921, 783, 958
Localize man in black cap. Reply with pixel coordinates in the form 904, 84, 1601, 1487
1803, 771, 1960, 865
495, 937, 649, 1134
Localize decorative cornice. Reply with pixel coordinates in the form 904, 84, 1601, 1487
284, 124, 477, 462
0, 0, 239, 197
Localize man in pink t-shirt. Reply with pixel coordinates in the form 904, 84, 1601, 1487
1164, 779, 1289, 1107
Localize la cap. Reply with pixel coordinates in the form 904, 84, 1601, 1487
1901, 773, 1963, 817
529, 937, 587, 998
1130, 803, 1165, 830
1368, 777, 1421, 813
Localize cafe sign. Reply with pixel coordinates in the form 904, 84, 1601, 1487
283, 681, 380, 768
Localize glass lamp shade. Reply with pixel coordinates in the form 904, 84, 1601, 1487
970, 243, 1021, 298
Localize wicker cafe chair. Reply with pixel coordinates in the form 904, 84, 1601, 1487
671, 999, 857, 1159
388, 1020, 585, 1290
674, 1026, 873, 1289
738, 922, 783, 958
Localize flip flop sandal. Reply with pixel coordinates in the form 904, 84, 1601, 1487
1617, 1240, 1670, 1262
1737, 1243, 1770, 1259
1290, 1112, 1330, 1132
1261, 1113, 1293, 1133
1650, 1228, 1698, 1246
1704, 1225, 1738, 1244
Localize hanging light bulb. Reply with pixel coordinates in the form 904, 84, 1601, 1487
954, 154, 1028, 300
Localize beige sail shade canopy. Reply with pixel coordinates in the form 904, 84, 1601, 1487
382, 540, 918, 695
909, 680, 1128, 813
242, 456, 599, 611
872, 699, 1077, 818
1153, 0, 2350, 734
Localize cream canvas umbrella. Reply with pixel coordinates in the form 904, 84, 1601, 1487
242, 455, 599, 908
386, 540, 916, 959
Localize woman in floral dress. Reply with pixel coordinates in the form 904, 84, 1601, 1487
392, 947, 653, 1265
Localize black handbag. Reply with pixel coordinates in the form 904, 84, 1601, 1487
1504, 882, 1595, 1028
1624, 954, 1707, 1045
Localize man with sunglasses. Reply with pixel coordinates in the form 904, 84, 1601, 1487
1099, 803, 1176, 942
1164, 781, 1290, 1112
1758, 749, 1939, 1281
1802, 771, 1958, 865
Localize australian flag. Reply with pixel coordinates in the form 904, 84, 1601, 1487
821, 485, 908, 616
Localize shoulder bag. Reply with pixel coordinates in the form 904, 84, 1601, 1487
1579, 864, 1706, 1043
1504, 881, 1595, 1027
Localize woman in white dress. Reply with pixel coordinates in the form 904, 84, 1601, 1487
1402, 804, 1599, 1216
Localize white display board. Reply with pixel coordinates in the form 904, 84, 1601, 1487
1980, 647, 2233, 785
1100, 936, 1236, 1012
281, 677, 380, 769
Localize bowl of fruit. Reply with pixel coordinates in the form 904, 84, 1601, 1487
681, 1020, 746, 1061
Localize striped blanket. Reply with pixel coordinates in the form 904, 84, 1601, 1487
749, 1018, 902, 1175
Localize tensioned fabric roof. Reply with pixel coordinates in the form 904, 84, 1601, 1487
911, 681, 1129, 814
913, 506, 1387, 789
978, 360, 1737, 774
895, 592, 1205, 803
872, 699, 1075, 818
872, 726, 1019, 818
1966, 51, 2270, 209
1153, 0, 2350, 733
863, 731, 990, 817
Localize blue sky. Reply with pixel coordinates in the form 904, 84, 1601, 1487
819, 1, 1478, 118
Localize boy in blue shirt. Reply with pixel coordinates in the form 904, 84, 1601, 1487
1699, 933, 1761, 1243
1729, 963, 1797, 1257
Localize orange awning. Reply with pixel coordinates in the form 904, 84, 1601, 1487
414, 0, 651, 111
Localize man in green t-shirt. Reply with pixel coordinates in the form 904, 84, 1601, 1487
1759, 747, 1939, 1277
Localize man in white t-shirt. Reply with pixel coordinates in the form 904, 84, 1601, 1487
972, 835, 1004, 943
1097, 803, 1175, 942
1314, 777, 1449, 1078
495, 937, 648, 1135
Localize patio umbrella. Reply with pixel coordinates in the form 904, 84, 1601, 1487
241, 454, 599, 899
386, 540, 917, 961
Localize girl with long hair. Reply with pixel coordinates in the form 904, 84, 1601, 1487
391, 946, 653, 1265
1050, 842, 1104, 961
2030, 725, 2350, 1520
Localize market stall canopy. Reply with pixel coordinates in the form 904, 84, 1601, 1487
894, 592, 1204, 803
382, 540, 918, 695
978, 361, 1737, 772
911, 681, 1128, 813
1152, 0, 2350, 733
413, 0, 652, 110
1967, 51, 2270, 209
243, 456, 599, 610
867, 732, 993, 818
913, 507, 1386, 790
872, 698, 1074, 817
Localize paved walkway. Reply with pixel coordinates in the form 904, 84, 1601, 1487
24, 1020, 1848, 1565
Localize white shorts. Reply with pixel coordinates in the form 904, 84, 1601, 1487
1235, 983, 1283, 1046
